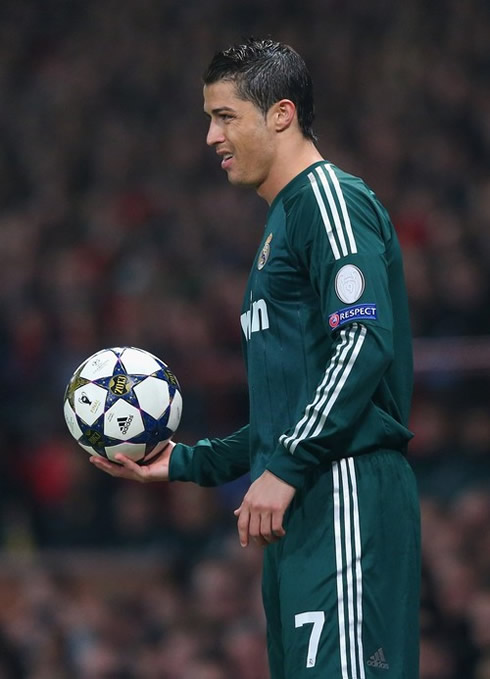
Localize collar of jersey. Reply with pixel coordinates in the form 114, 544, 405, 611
267, 159, 328, 220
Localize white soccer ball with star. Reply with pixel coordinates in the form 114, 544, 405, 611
63, 347, 182, 463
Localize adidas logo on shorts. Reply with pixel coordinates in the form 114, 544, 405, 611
367, 647, 389, 670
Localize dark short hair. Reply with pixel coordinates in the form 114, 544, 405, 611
203, 38, 317, 142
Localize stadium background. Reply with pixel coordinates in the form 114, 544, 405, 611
0, 1, 489, 677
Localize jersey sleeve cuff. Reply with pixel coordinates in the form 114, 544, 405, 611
168, 443, 195, 482
266, 448, 311, 489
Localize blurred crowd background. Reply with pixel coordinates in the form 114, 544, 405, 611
0, 0, 489, 677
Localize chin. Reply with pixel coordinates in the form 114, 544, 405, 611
227, 172, 258, 189
227, 175, 246, 187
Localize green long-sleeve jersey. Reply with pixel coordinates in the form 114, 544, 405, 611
170, 160, 413, 489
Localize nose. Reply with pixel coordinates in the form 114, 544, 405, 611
206, 119, 225, 147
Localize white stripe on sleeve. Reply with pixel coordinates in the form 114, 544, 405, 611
325, 164, 357, 254
308, 171, 341, 260
280, 324, 366, 454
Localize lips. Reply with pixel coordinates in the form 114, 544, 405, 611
217, 150, 233, 170
221, 154, 233, 170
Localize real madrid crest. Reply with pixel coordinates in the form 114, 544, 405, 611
258, 233, 273, 270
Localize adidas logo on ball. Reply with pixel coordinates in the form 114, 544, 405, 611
117, 415, 133, 436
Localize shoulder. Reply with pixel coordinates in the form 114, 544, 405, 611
280, 161, 371, 236
281, 162, 394, 255
310, 162, 394, 239
282, 162, 376, 218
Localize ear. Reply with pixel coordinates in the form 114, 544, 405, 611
270, 99, 296, 132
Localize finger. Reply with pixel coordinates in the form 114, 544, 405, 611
236, 505, 250, 548
89, 456, 126, 477
114, 453, 143, 475
248, 508, 262, 543
250, 514, 271, 548
90, 454, 142, 480
271, 512, 286, 540
259, 511, 275, 543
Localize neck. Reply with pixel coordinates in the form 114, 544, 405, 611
257, 139, 324, 204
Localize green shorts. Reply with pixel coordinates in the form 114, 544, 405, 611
262, 450, 420, 679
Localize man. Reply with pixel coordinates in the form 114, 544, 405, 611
91, 38, 420, 678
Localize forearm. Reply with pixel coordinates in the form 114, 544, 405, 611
169, 424, 251, 486
266, 323, 393, 487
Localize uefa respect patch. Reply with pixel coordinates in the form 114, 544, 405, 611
328, 303, 377, 329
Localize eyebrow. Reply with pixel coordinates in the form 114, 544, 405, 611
204, 106, 236, 118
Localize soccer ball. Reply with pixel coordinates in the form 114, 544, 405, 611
63, 346, 182, 463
